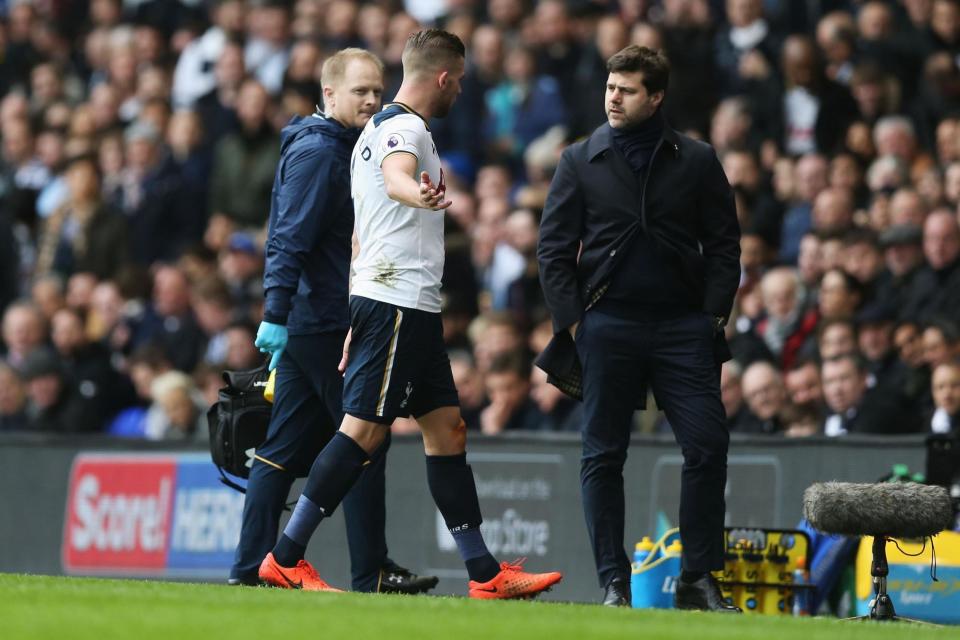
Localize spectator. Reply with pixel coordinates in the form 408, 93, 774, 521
531, 0, 581, 99
116, 120, 191, 265
530, 365, 582, 432
818, 268, 863, 320
484, 43, 566, 168
855, 302, 905, 397
65, 272, 98, 316
450, 350, 486, 431
36, 153, 128, 279
222, 322, 261, 371
714, 0, 781, 100
922, 320, 960, 369
193, 38, 244, 148
480, 351, 545, 434
785, 358, 825, 417
840, 229, 884, 295
903, 209, 960, 321
722, 149, 782, 243
503, 208, 544, 330
208, 78, 280, 231
50, 306, 132, 422
774, 35, 858, 156
796, 231, 824, 291
572, 15, 628, 138
893, 319, 934, 411
822, 353, 919, 435
888, 187, 928, 228
191, 277, 234, 366
720, 360, 753, 431
660, 0, 720, 133
874, 116, 925, 172
753, 267, 819, 370
244, 1, 291, 95
218, 232, 263, 315
877, 223, 925, 314
739, 361, 788, 434
132, 265, 205, 373
20, 346, 98, 433
780, 153, 827, 263
816, 11, 857, 86
811, 186, 855, 235
2, 300, 46, 367
817, 317, 858, 361
470, 312, 524, 374
781, 403, 821, 438
167, 109, 212, 241
930, 361, 960, 434
149, 370, 206, 441
0, 362, 28, 431
172, 0, 247, 108
31, 274, 65, 323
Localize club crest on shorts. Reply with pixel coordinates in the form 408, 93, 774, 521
400, 381, 414, 408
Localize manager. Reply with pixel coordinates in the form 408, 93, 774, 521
537, 45, 741, 611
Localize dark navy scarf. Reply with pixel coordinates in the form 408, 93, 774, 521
611, 109, 664, 176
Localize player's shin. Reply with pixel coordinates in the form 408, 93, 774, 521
425, 453, 500, 582
272, 431, 371, 567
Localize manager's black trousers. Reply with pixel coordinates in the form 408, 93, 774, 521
576, 309, 729, 588
230, 332, 392, 592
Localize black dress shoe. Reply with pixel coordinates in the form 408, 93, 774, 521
227, 575, 261, 586
378, 563, 440, 594
674, 574, 741, 613
602, 577, 631, 607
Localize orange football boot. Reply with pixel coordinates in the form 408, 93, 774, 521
468, 558, 562, 600
258, 552, 343, 592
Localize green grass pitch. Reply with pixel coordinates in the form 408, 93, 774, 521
1, 573, 957, 640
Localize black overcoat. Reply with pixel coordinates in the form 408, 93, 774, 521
535, 116, 741, 402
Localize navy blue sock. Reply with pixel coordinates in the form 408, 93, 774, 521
426, 453, 499, 582
272, 533, 306, 568
271, 432, 370, 567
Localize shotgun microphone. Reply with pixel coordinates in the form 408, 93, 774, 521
803, 481, 954, 538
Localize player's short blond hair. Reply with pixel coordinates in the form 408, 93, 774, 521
320, 47, 384, 93
400, 29, 465, 76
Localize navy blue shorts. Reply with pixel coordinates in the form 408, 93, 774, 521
343, 296, 459, 424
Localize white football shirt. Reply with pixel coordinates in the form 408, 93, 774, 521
350, 103, 446, 312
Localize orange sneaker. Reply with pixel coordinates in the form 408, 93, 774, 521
258, 552, 343, 592
468, 558, 562, 600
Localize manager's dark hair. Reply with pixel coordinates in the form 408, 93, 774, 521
606, 45, 670, 94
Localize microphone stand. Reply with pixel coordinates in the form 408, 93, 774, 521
848, 536, 935, 625
869, 536, 896, 620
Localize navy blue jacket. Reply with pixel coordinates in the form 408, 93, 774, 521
263, 114, 359, 335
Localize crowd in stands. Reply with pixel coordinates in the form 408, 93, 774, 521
1, 0, 959, 440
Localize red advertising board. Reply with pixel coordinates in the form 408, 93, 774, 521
62, 455, 176, 574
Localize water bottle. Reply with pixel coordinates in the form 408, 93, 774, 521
742, 541, 764, 613
634, 537, 654, 564
630, 537, 659, 608
792, 557, 810, 616
659, 540, 683, 608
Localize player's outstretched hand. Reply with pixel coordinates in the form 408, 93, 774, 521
419, 171, 452, 210
338, 328, 352, 375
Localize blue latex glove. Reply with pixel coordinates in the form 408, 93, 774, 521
255, 321, 288, 371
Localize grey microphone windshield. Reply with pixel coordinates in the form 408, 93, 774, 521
803, 482, 954, 539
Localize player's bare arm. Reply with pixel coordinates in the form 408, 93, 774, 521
381, 152, 451, 210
